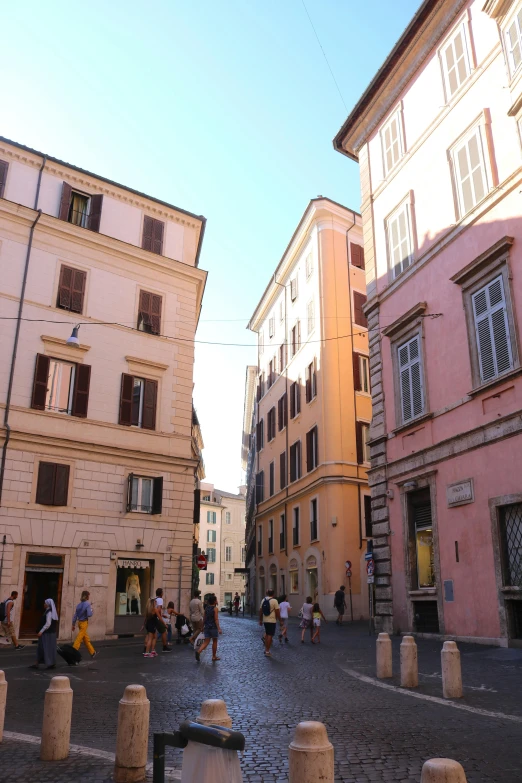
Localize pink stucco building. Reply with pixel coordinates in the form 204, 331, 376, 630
335, 0, 522, 644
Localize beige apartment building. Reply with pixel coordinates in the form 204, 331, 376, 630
247, 197, 372, 619
0, 136, 206, 641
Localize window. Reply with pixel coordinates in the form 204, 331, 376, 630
259, 331, 264, 356
381, 107, 404, 175
225, 545, 232, 562
279, 343, 286, 372
306, 426, 319, 472
119, 374, 158, 430
278, 393, 288, 431
307, 300, 315, 335
142, 215, 164, 255
280, 451, 287, 490
226, 573, 233, 581
225, 511, 231, 524
256, 419, 264, 451
290, 381, 301, 418
257, 372, 265, 401
36, 462, 70, 506
499, 503, 522, 586
31, 354, 91, 419
206, 548, 216, 563
127, 474, 163, 514
279, 299, 285, 322
280, 513, 286, 550
356, 423, 370, 464
305, 361, 317, 403
350, 243, 365, 270
241, 547, 246, 563
202, 494, 211, 501
310, 499, 318, 541
256, 471, 264, 504
138, 290, 162, 335
58, 182, 103, 232
290, 441, 302, 483
267, 408, 276, 441
353, 353, 370, 393
409, 489, 435, 589
57, 265, 86, 314
472, 276, 514, 383
505, 7, 522, 76
269, 462, 275, 497
207, 511, 217, 524
290, 276, 298, 302
398, 335, 425, 424
452, 126, 488, 217
207, 530, 217, 543
290, 568, 299, 593
292, 507, 300, 546
268, 519, 274, 554
290, 321, 301, 357
440, 22, 471, 98
353, 292, 368, 328
0, 160, 9, 199
387, 201, 414, 279
269, 316, 275, 339
257, 524, 263, 556
206, 572, 215, 585
306, 253, 313, 278
364, 495, 372, 538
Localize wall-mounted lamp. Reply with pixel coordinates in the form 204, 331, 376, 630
135, 539, 145, 549
403, 480, 418, 491
66, 324, 81, 347
331, 516, 338, 527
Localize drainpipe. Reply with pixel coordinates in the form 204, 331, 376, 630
0, 155, 46, 508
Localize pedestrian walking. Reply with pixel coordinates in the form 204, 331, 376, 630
259, 588, 281, 657
143, 597, 159, 658
30, 599, 58, 669
0, 591, 24, 650
334, 586, 347, 625
189, 589, 204, 644
311, 602, 327, 644
195, 594, 222, 662
72, 590, 97, 659
164, 601, 179, 644
278, 594, 291, 644
233, 592, 240, 616
300, 596, 314, 643
153, 588, 172, 652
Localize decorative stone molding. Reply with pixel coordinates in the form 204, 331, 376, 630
125, 356, 169, 379
40, 334, 90, 363
382, 302, 427, 338
482, 0, 515, 20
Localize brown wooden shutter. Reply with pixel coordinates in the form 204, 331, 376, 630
290, 445, 296, 483
296, 383, 301, 415
59, 182, 73, 221
151, 477, 163, 515
72, 363, 91, 418
119, 374, 134, 426
58, 265, 73, 310
305, 365, 311, 403
353, 352, 361, 391
306, 430, 313, 472
152, 219, 164, 255
356, 421, 364, 464
138, 290, 151, 330
54, 464, 70, 506
142, 216, 154, 251
71, 269, 86, 314
36, 462, 55, 505
283, 393, 287, 428
142, 379, 158, 430
31, 354, 50, 410
353, 292, 368, 327
351, 243, 365, 270
280, 451, 286, 489
151, 294, 162, 334
0, 160, 8, 199
364, 495, 372, 538
87, 194, 103, 232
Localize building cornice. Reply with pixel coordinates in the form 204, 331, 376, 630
450, 236, 514, 285
382, 302, 427, 338
482, 0, 515, 20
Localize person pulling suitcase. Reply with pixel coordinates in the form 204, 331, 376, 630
72, 590, 97, 659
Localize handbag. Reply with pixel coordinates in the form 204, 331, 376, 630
181, 623, 189, 635
297, 608, 303, 619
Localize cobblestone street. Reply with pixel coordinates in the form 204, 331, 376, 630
1, 616, 521, 782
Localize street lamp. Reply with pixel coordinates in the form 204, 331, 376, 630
66, 325, 81, 347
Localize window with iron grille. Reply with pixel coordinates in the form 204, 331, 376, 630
500, 503, 522, 587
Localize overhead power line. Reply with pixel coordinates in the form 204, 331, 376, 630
301, 0, 348, 113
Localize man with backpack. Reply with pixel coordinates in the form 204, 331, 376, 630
334, 585, 347, 625
0, 591, 24, 650
258, 588, 281, 657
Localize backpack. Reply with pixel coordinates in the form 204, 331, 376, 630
262, 597, 272, 616
0, 598, 11, 623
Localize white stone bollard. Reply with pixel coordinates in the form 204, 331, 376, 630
376, 632, 393, 679
441, 641, 463, 699
400, 636, 418, 688
196, 698, 232, 728
114, 685, 150, 783
288, 721, 334, 783
40, 676, 73, 761
421, 758, 468, 782
0, 671, 7, 742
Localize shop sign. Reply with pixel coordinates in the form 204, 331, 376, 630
446, 479, 474, 507
306, 556, 317, 568
289, 558, 298, 569
117, 559, 150, 570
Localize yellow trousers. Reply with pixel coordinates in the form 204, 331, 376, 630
73, 620, 95, 656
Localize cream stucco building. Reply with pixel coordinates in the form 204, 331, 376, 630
0, 136, 206, 641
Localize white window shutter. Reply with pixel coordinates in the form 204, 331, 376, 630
398, 335, 424, 423
472, 276, 513, 382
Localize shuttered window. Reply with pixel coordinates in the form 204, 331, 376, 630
58, 182, 103, 231
256, 419, 264, 451
138, 290, 162, 335
119, 374, 157, 430
452, 127, 487, 217
290, 381, 301, 418
126, 474, 163, 514
387, 202, 413, 279
306, 426, 318, 472
269, 316, 275, 338
290, 276, 298, 301
31, 354, 91, 418
269, 462, 275, 498
142, 215, 165, 255
472, 275, 513, 383
310, 499, 318, 541
356, 422, 370, 464
353, 353, 369, 393
307, 300, 315, 335
290, 441, 302, 483
267, 407, 276, 441
278, 393, 288, 431
440, 23, 471, 97
381, 108, 404, 174
350, 243, 365, 270
291, 321, 301, 357
364, 495, 372, 538
398, 335, 425, 423
280, 451, 287, 490
0, 160, 9, 199
506, 7, 522, 75
256, 472, 264, 504
280, 512, 286, 549
36, 462, 70, 506
292, 507, 300, 546
57, 265, 86, 314
279, 343, 286, 372
353, 292, 367, 327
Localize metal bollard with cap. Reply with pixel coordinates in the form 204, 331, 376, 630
0, 671, 7, 742
196, 698, 232, 728
288, 721, 334, 783
421, 758, 468, 782
441, 641, 463, 699
400, 635, 418, 688
114, 684, 150, 783
376, 632, 393, 679
40, 676, 73, 761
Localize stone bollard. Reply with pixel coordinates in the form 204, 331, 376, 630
376, 632, 393, 679
289, 721, 334, 783
40, 676, 73, 761
400, 636, 418, 688
441, 641, 463, 699
421, 758, 468, 782
114, 685, 150, 783
0, 671, 7, 742
196, 698, 232, 728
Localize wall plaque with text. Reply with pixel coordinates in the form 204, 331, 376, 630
446, 479, 474, 507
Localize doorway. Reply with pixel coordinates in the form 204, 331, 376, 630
20, 553, 64, 637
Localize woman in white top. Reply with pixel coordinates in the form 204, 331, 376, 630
300, 596, 314, 643
278, 594, 291, 644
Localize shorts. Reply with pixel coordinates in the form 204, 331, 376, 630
313, 618, 321, 627
263, 622, 276, 638
145, 618, 157, 634
156, 619, 167, 634
191, 619, 203, 635
299, 618, 312, 629
1, 621, 15, 639
204, 628, 219, 639
280, 618, 288, 631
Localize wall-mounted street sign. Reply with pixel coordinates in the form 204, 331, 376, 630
446, 478, 474, 507
364, 552, 373, 561
196, 554, 207, 570
345, 560, 352, 570
367, 575, 375, 584
366, 559, 375, 576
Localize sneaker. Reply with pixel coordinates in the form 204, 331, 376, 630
264, 651, 272, 657
195, 651, 200, 662
285, 637, 289, 643
91, 651, 97, 659
162, 647, 172, 653
278, 634, 283, 643
15, 645, 25, 650
150, 650, 158, 657
143, 653, 151, 658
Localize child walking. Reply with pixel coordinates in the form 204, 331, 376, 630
311, 602, 327, 644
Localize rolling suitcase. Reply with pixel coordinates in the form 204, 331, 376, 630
57, 644, 82, 666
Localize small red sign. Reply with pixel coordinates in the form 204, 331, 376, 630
197, 554, 207, 570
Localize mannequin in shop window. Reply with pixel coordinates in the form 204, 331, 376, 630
126, 572, 141, 614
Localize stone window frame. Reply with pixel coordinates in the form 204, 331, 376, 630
488, 491, 522, 642
437, 9, 475, 104
450, 236, 519, 392
379, 103, 406, 177
384, 191, 418, 285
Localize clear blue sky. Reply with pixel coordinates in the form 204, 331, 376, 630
3, 0, 420, 492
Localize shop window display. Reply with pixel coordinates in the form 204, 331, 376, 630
115, 559, 153, 616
